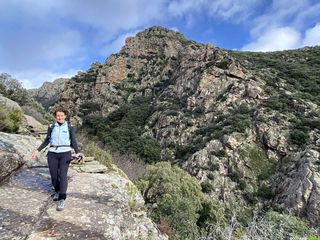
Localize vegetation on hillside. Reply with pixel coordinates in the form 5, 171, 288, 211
137, 161, 316, 240
229, 47, 320, 148
82, 95, 161, 163
229, 46, 320, 105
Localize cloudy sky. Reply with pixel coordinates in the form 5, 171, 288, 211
1, 0, 319, 89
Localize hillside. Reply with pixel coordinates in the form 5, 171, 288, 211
32, 26, 319, 239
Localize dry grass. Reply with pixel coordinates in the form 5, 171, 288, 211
111, 152, 146, 181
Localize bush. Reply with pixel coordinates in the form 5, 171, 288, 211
289, 129, 308, 146
262, 211, 317, 238
83, 142, 112, 168
201, 181, 213, 193
83, 96, 161, 163
256, 185, 274, 200
137, 162, 203, 239
197, 198, 226, 228
141, 137, 162, 163
0, 106, 22, 132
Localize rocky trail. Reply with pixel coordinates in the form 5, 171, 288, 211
0, 133, 166, 240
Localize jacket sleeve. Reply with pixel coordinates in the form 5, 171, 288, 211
37, 125, 51, 151
70, 126, 79, 153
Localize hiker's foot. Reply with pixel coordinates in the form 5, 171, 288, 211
52, 192, 59, 201
56, 199, 65, 211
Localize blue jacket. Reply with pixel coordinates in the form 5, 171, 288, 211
37, 121, 79, 153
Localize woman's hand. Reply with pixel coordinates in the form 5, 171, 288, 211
75, 153, 83, 160
30, 150, 39, 160
72, 152, 83, 160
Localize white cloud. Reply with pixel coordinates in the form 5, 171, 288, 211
242, 27, 301, 51
242, 0, 320, 51
0, 68, 80, 89
51, 0, 168, 39
168, 0, 261, 23
250, 0, 310, 37
242, 23, 320, 51
303, 23, 320, 46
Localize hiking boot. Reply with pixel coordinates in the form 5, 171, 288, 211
52, 192, 59, 201
56, 199, 65, 211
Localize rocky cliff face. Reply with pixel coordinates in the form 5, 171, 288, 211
28, 78, 68, 108
41, 26, 319, 227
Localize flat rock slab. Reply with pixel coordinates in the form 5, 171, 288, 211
0, 164, 166, 240
72, 161, 108, 173
0, 167, 52, 240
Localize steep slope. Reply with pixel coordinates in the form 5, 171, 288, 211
53, 26, 320, 228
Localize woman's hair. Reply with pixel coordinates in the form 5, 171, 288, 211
53, 107, 68, 117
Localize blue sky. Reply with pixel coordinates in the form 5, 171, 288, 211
0, 0, 319, 89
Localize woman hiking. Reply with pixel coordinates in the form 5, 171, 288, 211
31, 108, 82, 211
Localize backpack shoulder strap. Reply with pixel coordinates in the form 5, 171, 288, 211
48, 123, 55, 135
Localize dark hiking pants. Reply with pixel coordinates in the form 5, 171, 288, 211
47, 151, 71, 200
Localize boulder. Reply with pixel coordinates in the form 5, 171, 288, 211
0, 94, 21, 111
0, 140, 23, 182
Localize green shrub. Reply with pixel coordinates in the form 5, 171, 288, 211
207, 172, 215, 180
197, 198, 226, 228
201, 181, 213, 193
289, 129, 308, 146
215, 60, 230, 69
83, 96, 161, 163
239, 144, 274, 179
83, 142, 112, 168
137, 162, 203, 239
0, 106, 22, 132
141, 137, 161, 163
257, 184, 274, 200
265, 211, 316, 238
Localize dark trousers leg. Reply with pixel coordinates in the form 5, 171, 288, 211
47, 151, 71, 200
47, 152, 60, 192
58, 151, 71, 200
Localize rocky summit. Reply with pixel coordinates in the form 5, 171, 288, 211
30, 26, 320, 233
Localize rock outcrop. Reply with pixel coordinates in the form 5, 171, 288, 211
19, 114, 47, 134
0, 94, 21, 111
0, 132, 43, 181
272, 149, 320, 226
28, 78, 68, 108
